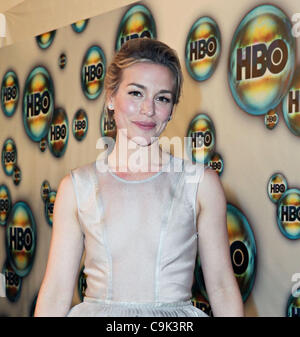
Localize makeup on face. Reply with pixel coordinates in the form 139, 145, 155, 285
109, 62, 175, 145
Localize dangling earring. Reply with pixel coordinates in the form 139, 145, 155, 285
108, 103, 114, 111
168, 114, 172, 121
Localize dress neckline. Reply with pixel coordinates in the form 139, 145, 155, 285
106, 153, 174, 184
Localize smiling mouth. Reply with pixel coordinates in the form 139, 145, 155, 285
132, 121, 156, 130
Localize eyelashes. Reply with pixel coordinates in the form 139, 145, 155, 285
128, 91, 171, 103
128, 90, 142, 97
158, 96, 171, 103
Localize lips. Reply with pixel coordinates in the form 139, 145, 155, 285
132, 121, 156, 130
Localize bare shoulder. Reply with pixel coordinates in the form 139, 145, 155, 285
197, 166, 226, 208
54, 173, 77, 214
57, 173, 74, 197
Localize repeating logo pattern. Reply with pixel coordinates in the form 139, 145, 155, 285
186, 113, 216, 164
228, 4, 296, 115
36, 31, 56, 49
81, 46, 106, 100
115, 4, 156, 51
5, 201, 37, 278
1, 70, 19, 117
185, 17, 221, 81
71, 19, 89, 33
282, 66, 300, 136
73, 109, 88, 141
23, 66, 55, 142
47, 107, 69, 158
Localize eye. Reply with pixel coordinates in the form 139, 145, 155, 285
156, 96, 171, 103
128, 90, 142, 97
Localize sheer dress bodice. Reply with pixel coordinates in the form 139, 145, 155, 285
67, 154, 208, 317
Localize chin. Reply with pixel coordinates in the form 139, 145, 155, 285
129, 134, 158, 147
132, 137, 153, 147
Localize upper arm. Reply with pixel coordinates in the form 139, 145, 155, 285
35, 173, 84, 314
196, 167, 233, 293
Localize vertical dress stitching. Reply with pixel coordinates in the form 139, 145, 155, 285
154, 158, 185, 302
93, 161, 113, 301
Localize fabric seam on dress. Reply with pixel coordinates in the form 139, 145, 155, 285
107, 167, 163, 184
83, 296, 192, 307
193, 165, 201, 234
70, 170, 85, 235
154, 159, 185, 303
193, 164, 209, 262
193, 163, 210, 233
93, 162, 113, 301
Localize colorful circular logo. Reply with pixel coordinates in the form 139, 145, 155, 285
226, 204, 257, 301
228, 4, 295, 115
12, 164, 21, 186
81, 45, 106, 100
73, 109, 88, 141
186, 114, 216, 164
41, 180, 51, 203
39, 137, 47, 152
0, 184, 11, 226
47, 107, 69, 158
115, 4, 156, 51
45, 190, 56, 226
277, 188, 300, 240
5, 201, 37, 277
207, 152, 224, 176
195, 203, 257, 302
23, 66, 55, 142
1, 138, 17, 176
185, 17, 221, 81
100, 105, 117, 139
2, 259, 22, 302
267, 173, 288, 204
58, 53, 67, 70
71, 19, 89, 33
264, 108, 279, 130
282, 66, 300, 136
1, 70, 19, 117
36, 30, 56, 49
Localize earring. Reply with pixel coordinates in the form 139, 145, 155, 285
108, 103, 114, 110
168, 115, 172, 121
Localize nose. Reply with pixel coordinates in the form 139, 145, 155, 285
141, 97, 155, 117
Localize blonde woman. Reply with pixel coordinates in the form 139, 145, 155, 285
35, 38, 243, 317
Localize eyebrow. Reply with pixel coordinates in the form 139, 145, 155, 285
127, 82, 173, 94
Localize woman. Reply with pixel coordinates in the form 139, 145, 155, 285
34, 38, 244, 317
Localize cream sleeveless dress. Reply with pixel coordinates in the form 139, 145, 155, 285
67, 153, 208, 317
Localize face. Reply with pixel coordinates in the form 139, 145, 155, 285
108, 62, 175, 146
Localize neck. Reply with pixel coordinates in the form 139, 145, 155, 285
107, 129, 169, 173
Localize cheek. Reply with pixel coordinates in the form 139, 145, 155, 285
113, 96, 137, 125
115, 95, 138, 115
156, 105, 173, 122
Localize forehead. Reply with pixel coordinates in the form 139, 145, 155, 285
120, 62, 175, 89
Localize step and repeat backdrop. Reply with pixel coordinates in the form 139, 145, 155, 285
0, 0, 300, 316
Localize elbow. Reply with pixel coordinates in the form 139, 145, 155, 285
34, 282, 73, 317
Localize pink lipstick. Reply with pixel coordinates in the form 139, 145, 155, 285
132, 121, 156, 130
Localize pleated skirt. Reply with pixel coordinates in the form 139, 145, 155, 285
67, 297, 208, 317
